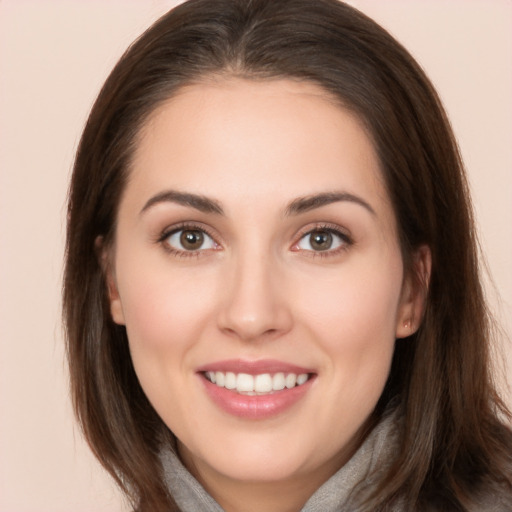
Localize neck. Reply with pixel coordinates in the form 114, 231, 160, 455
195, 474, 321, 512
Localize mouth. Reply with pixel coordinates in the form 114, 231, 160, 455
197, 359, 316, 419
203, 371, 312, 395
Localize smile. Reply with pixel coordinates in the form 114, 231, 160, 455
204, 371, 311, 395
197, 360, 316, 419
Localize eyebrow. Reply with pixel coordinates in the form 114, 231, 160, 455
140, 190, 224, 215
285, 192, 376, 216
140, 189, 375, 217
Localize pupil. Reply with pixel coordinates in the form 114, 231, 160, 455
180, 230, 204, 250
311, 231, 332, 251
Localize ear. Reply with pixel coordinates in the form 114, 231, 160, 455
395, 245, 431, 339
95, 236, 126, 325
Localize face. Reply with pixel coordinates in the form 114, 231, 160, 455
106, 79, 426, 497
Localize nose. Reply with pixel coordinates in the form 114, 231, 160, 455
217, 251, 293, 342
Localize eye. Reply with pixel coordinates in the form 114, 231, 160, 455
165, 228, 217, 252
296, 228, 350, 252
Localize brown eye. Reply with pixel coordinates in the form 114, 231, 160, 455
296, 228, 349, 253
180, 230, 204, 250
165, 228, 216, 252
309, 230, 333, 251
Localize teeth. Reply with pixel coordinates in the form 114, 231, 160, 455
237, 373, 254, 392
254, 373, 272, 393
285, 373, 297, 389
215, 371, 225, 387
224, 372, 236, 390
297, 373, 309, 385
205, 371, 310, 394
272, 372, 285, 391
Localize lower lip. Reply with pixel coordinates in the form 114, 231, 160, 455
200, 374, 315, 420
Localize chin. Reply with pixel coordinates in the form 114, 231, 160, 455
178, 422, 347, 487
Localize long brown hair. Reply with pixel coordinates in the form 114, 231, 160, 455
63, 1, 512, 510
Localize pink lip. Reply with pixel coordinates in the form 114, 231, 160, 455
196, 358, 314, 375
196, 359, 316, 420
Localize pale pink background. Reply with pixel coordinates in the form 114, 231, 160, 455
0, 1, 510, 510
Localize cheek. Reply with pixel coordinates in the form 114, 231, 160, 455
301, 267, 401, 340
115, 263, 220, 425
115, 260, 217, 359
296, 254, 403, 381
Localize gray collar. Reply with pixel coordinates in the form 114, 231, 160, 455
159, 409, 399, 512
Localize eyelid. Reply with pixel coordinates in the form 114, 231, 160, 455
157, 222, 222, 255
291, 223, 353, 255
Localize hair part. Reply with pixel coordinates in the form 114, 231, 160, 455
64, 1, 512, 510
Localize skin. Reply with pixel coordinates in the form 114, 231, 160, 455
105, 78, 429, 512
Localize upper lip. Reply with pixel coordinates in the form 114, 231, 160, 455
196, 359, 315, 375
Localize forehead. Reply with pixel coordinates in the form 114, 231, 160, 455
127, 78, 391, 221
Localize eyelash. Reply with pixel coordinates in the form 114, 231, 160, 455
156, 222, 353, 259
293, 223, 353, 259
157, 222, 220, 258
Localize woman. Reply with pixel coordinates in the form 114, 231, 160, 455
63, 0, 512, 510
